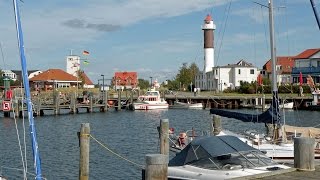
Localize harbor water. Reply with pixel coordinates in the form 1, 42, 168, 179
1, 108, 320, 179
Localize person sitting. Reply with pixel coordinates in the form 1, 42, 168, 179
177, 132, 187, 148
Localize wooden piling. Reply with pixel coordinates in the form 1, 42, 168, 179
294, 137, 315, 171
117, 90, 121, 111
70, 92, 76, 114
160, 119, 169, 156
262, 95, 266, 111
105, 90, 108, 111
79, 123, 90, 180
145, 154, 168, 180
211, 115, 222, 136
54, 95, 60, 115
89, 96, 93, 113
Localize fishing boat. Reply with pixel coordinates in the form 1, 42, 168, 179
168, 135, 290, 180
2, 0, 44, 179
210, 0, 320, 160
132, 89, 169, 110
169, 100, 203, 109
254, 101, 294, 110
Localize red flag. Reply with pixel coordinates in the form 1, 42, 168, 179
83, 50, 89, 55
299, 72, 303, 86
257, 74, 262, 86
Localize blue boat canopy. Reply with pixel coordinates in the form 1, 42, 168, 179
169, 136, 258, 166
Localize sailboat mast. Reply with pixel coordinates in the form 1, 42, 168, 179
268, 0, 281, 125
13, 0, 43, 179
269, 0, 277, 92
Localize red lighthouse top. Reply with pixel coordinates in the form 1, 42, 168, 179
204, 14, 212, 22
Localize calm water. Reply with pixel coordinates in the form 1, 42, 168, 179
1, 108, 320, 179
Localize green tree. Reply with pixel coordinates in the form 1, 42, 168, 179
175, 62, 199, 91
138, 79, 150, 90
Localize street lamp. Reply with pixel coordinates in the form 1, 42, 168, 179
101, 74, 105, 103
150, 76, 153, 88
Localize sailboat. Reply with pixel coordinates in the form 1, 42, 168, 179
1, 0, 44, 179
210, 0, 320, 160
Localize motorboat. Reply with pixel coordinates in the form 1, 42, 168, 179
169, 100, 203, 109
168, 135, 290, 180
132, 89, 169, 110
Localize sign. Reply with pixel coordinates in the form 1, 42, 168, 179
2, 101, 11, 111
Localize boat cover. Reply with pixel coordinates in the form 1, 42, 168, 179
169, 135, 258, 166
210, 92, 281, 124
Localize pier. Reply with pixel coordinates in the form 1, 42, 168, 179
0, 90, 315, 118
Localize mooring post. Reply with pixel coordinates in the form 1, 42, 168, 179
145, 154, 168, 180
55, 95, 60, 115
160, 119, 169, 156
117, 90, 121, 111
262, 95, 266, 111
105, 90, 108, 111
211, 115, 221, 136
294, 137, 315, 171
36, 97, 41, 116
79, 123, 90, 180
89, 96, 93, 113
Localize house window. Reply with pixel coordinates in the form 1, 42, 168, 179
216, 70, 218, 75
250, 69, 254, 74
238, 69, 241, 74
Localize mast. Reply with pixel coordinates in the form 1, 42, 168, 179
310, 0, 320, 30
13, 0, 43, 179
268, 0, 281, 124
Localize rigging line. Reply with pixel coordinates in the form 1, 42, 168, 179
216, 0, 232, 66
90, 135, 144, 169
0, 42, 6, 70
282, 0, 291, 57
214, 0, 229, 62
260, 5, 270, 56
11, 100, 27, 180
20, 84, 28, 178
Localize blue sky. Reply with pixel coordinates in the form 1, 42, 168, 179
0, 0, 319, 83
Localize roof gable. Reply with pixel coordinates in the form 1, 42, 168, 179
29, 69, 78, 81
263, 56, 294, 73
294, 48, 320, 59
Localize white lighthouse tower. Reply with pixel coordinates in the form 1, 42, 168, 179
202, 14, 216, 73
66, 55, 80, 77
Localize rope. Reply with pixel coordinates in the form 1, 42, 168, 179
11, 99, 27, 180
0, 166, 46, 180
89, 135, 144, 169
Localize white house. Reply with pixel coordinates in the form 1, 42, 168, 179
195, 60, 260, 92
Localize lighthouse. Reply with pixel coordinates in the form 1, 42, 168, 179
202, 14, 216, 73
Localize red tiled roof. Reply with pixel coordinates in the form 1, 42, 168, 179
114, 72, 138, 86
29, 69, 78, 81
263, 56, 295, 74
294, 48, 320, 59
81, 73, 93, 85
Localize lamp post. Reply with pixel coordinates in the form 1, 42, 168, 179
101, 74, 105, 103
150, 76, 153, 88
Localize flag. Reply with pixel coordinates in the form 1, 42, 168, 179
257, 74, 263, 86
83, 50, 89, 55
83, 60, 90, 65
299, 72, 303, 86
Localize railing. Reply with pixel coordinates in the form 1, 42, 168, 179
292, 67, 320, 74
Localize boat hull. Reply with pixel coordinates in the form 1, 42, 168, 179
168, 164, 290, 180
133, 103, 169, 110
169, 102, 203, 109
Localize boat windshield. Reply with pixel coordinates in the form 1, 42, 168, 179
189, 151, 276, 170
145, 91, 159, 96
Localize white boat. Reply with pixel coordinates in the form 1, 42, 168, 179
255, 102, 294, 109
132, 89, 169, 110
169, 101, 203, 109
168, 135, 290, 180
